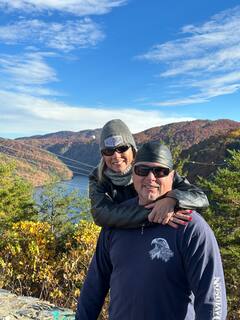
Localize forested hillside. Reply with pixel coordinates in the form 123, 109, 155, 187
0, 138, 72, 186
1, 119, 240, 183
182, 128, 240, 181
15, 119, 240, 181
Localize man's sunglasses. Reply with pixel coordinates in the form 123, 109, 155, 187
134, 165, 170, 178
101, 145, 130, 156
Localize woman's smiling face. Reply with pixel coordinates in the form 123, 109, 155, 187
103, 146, 134, 173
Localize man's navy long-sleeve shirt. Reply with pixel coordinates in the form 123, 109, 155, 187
76, 210, 227, 320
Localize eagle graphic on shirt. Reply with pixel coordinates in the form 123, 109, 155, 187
149, 238, 174, 262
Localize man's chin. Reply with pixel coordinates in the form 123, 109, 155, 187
143, 192, 159, 202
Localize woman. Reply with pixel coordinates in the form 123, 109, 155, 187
89, 119, 209, 228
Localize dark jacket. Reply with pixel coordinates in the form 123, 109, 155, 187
76, 210, 227, 320
89, 168, 209, 228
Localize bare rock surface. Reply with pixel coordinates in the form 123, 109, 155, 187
0, 289, 75, 319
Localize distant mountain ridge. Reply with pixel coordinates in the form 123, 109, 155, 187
18, 119, 239, 148
18, 129, 101, 143
134, 119, 239, 149
1, 119, 239, 184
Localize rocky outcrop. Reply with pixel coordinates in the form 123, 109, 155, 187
0, 289, 75, 319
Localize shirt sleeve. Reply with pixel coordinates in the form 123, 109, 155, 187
89, 169, 149, 228
75, 229, 112, 320
181, 213, 227, 320
168, 172, 209, 209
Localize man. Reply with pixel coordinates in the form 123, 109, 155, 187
76, 141, 227, 320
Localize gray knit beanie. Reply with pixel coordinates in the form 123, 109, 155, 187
100, 119, 137, 151
135, 141, 173, 169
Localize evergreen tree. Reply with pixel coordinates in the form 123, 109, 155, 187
171, 145, 189, 176
37, 182, 91, 247
0, 160, 36, 227
198, 150, 240, 319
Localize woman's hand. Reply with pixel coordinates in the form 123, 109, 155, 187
146, 197, 176, 224
167, 209, 193, 229
145, 197, 192, 228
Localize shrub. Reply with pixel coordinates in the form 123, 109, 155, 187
0, 220, 101, 313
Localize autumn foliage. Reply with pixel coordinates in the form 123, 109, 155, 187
0, 220, 100, 310
0, 161, 101, 314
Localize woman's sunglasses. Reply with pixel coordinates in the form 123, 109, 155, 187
101, 145, 130, 156
134, 164, 170, 178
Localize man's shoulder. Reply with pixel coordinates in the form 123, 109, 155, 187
98, 227, 114, 247
191, 211, 208, 224
185, 211, 214, 236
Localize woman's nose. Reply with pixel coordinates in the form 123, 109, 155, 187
112, 150, 121, 158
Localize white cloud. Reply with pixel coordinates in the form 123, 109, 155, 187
151, 71, 240, 107
0, 0, 127, 16
193, 71, 240, 88
0, 90, 195, 137
0, 51, 62, 100
0, 52, 57, 85
138, 6, 240, 106
152, 96, 208, 107
0, 18, 104, 51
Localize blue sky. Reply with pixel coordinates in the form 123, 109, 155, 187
0, 0, 240, 138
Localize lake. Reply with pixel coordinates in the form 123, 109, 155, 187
35, 175, 89, 203
58, 175, 89, 197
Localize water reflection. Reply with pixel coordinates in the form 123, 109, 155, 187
57, 175, 89, 197
35, 175, 89, 204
